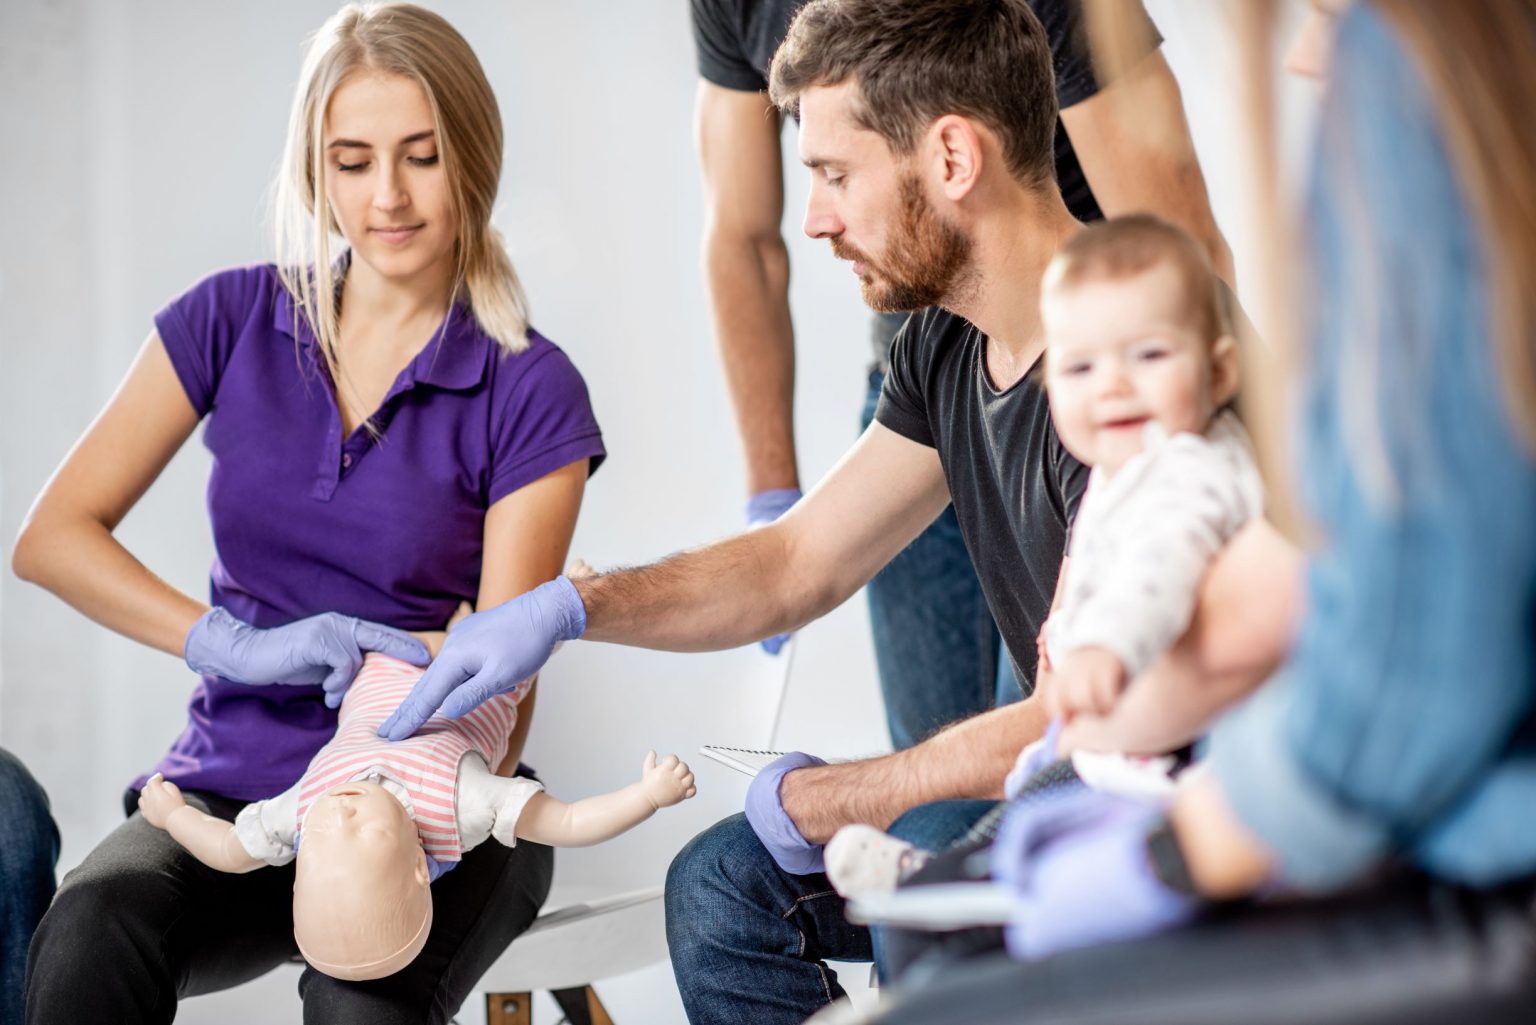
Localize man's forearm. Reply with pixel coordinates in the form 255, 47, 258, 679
705, 231, 799, 495
574, 527, 822, 651
781, 697, 1052, 842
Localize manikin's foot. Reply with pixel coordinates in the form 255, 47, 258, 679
825, 825, 932, 898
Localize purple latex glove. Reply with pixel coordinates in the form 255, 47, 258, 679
991, 788, 1195, 960
745, 488, 801, 656
184, 607, 430, 710
377, 577, 587, 741
425, 855, 457, 883
1003, 718, 1063, 799
744, 751, 828, 874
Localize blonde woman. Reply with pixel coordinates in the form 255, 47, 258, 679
14, 4, 603, 1019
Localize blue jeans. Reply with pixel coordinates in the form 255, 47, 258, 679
0, 749, 59, 1025
862, 369, 1021, 750
665, 800, 995, 1025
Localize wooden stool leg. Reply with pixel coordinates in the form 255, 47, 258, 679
485, 991, 532, 1025
550, 985, 615, 1025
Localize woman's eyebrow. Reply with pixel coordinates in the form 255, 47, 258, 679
326, 129, 435, 150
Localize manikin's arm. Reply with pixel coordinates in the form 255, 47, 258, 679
1061, 48, 1235, 285
574, 423, 950, 650
696, 80, 799, 496
138, 773, 266, 873
509, 752, 697, 848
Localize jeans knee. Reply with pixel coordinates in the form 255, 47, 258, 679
0, 750, 58, 865
887, 800, 996, 850
665, 815, 765, 943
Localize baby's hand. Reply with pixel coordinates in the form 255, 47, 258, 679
137, 773, 188, 829
639, 751, 697, 809
1049, 647, 1128, 719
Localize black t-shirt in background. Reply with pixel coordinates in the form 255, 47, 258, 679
690, 0, 1163, 226
876, 309, 1089, 689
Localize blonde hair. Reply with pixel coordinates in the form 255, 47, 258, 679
273, 2, 531, 390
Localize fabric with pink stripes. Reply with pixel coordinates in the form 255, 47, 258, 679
295, 654, 529, 861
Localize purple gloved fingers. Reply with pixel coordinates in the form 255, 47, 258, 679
377, 577, 586, 740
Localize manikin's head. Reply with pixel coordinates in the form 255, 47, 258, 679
767, 0, 1061, 313
1041, 215, 1239, 476
293, 779, 432, 981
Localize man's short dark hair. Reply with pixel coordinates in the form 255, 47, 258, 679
768, 0, 1059, 190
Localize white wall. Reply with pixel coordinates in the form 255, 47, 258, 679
0, 1, 1315, 1021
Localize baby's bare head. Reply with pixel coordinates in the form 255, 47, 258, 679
293, 780, 433, 981
1041, 215, 1239, 472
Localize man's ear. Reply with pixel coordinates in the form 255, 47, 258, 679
928, 114, 985, 201
1211, 334, 1241, 407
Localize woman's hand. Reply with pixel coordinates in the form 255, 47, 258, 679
184, 608, 430, 708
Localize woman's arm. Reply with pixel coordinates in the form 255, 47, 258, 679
11, 332, 207, 655
472, 458, 589, 775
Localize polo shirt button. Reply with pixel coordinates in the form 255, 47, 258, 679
342, 453, 352, 468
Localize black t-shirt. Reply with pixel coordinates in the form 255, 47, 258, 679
875, 309, 1089, 688
691, 0, 1163, 224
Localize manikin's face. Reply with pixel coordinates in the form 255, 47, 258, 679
797, 82, 973, 312
323, 71, 458, 288
1043, 262, 1236, 475
301, 779, 420, 861
293, 780, 431, 981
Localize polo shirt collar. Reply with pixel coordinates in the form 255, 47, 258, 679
272, 277, 491, 393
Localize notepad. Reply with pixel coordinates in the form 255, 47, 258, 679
697, 745, 786, 777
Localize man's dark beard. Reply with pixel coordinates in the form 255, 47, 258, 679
830, 174, 972, 312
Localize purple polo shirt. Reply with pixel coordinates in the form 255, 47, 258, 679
137, 265, 605, 801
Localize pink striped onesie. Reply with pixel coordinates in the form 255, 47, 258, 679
294, 654, 532, 861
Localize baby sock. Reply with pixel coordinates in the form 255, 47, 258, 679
824, 824, 932, 898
